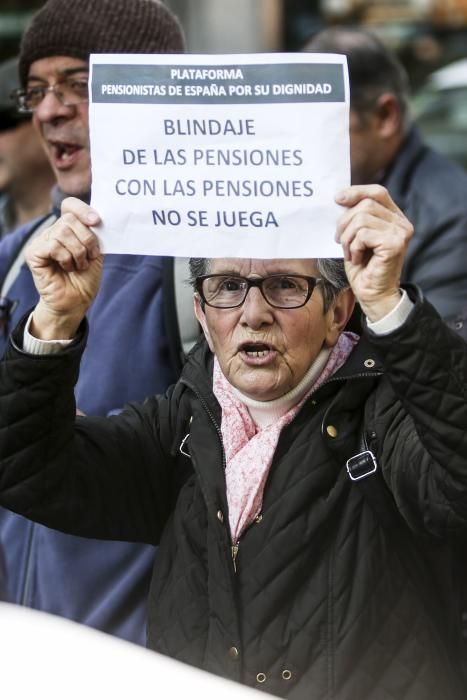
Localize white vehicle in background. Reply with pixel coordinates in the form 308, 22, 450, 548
413, 57, 467, 170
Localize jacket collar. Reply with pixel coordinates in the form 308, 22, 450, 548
331, 332, 383, 380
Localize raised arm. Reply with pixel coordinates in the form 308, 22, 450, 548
0, 199, 178, 544
335, 183, 413, 321
25, 197, 103, 340
336, 184, 467, 536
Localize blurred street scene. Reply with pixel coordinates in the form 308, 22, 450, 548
3, 2, 467, 168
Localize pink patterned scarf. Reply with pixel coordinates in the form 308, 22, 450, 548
213, 332, 358, 543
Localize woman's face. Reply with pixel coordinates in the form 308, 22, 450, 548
194, 258, 354, 401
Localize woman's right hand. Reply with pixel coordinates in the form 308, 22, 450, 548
25, 197, 103, 340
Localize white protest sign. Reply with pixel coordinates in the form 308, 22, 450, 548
89, 53, 349, 258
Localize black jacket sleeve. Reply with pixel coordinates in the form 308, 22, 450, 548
0, 316, 179, 544
365, 288, 467, 537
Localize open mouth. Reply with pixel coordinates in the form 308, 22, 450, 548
239, 342, 274, 358
50, 141, 82, 166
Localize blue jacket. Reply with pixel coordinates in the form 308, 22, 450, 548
0, 212, 183, 644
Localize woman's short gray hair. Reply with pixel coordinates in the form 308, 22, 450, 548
316, 258, 349, 311
188, 258, 348, 312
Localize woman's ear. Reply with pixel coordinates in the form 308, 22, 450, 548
324, 288, 356, 347
193, 295, 215, 352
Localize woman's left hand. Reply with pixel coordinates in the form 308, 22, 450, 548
335, 184, 414, 322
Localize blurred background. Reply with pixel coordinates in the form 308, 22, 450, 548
2, 0, 467, 167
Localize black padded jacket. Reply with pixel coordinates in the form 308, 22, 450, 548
0, 288, 466, 700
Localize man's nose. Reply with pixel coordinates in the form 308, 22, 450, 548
33, 89, 74, 122
240, 286, 274, 328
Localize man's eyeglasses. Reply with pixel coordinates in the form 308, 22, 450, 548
11, 75, 89, 113
195, 274, 322, 309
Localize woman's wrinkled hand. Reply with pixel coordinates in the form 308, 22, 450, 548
335, 184, 414, 322
25, 197, 103, 340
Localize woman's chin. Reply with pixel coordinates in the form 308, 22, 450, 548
233, 373, 287, 402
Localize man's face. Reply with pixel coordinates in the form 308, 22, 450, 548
194, 258, 346, 401
0, 118, 50, 192
28, 56, 90, 197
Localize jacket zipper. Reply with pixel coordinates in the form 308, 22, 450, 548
231, 541, 240, 572
230, 508, 264, 573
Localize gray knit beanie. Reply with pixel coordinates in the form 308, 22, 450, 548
19, 0, 185, 86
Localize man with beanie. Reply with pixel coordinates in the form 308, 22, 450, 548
0, 57, 55, 237
0, 0, 193, 645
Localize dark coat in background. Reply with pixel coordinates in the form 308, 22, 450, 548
384, 127, 467, 320
0, 289, 466, 700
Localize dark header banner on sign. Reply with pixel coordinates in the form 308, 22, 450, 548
91, 63, 345, 105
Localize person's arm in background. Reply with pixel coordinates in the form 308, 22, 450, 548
402, 202, 467, 320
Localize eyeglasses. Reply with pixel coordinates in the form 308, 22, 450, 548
11, 75, 89, 113
195, 274, 322, 309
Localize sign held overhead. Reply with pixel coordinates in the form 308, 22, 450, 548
89, 53, 350, 258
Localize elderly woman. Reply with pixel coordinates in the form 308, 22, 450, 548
0, 185, 465, 700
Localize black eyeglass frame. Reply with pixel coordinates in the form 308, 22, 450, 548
195, 274, 323, 309
11, 75, 89, 114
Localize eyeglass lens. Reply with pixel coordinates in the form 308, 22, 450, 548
16, 76, 89, 112
201, 275, 314, 308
